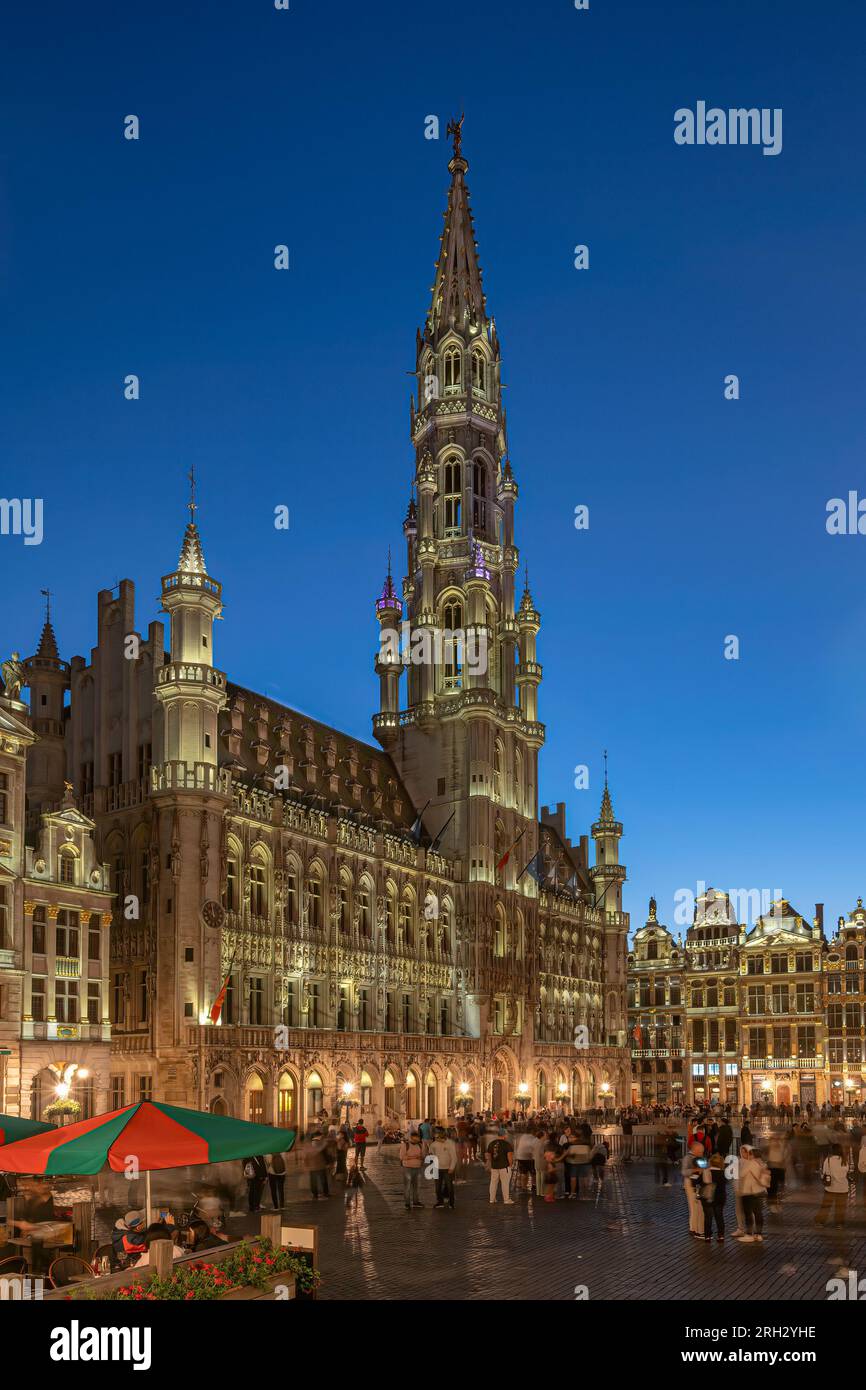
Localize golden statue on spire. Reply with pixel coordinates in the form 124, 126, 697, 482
446, 113, 465, 159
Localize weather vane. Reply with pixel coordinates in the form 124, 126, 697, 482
187, 464, 197, 519
40, 587, 52, 624
446, 113, 465, 159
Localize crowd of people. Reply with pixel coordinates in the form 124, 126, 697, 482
292, 1101, 866, 1241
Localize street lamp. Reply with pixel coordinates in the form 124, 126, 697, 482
339, 1081, 356, 1127
457, 1081, 473, 1116
515, 1081, 530, 1116
557, 1081, 569, 1109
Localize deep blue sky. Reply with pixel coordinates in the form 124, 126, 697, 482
3, 0, 865, 937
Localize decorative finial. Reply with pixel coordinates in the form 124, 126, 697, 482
387, 546, 392, 577
187, 464, 197, 520
446, 112, 465, 160
603, 748, 608, 788
41, 587, 52, 624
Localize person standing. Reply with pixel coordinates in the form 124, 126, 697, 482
429, 1128, 458, 1209
815, 1144, 849, 1229
486, 1129, 515, 1205
266, 1152, 286, 1209
736, 1144, 769, 1242
682, 1141, 706, 1238
243, 1154, 267, 1213
375, 1120, 386, 1156
654, 1128, 670, 1186
700, 1152, 727, 1243
515, 1127, 538, 1194
304, 1130, 332, 1201
353, 1120, 369, 1171
766, 1131, 788, 1209
621, 1112, 634, 1163
399, 1131, 425, 1211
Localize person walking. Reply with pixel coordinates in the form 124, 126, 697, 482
266, 1152, 286, 1209
304, 1130, 332, 1201
815, 1143, 849, 1229
375, 1120, 386, 1156
429, 1127, 458, 1209
399, 1131, 425, 1211
485, 1128, 515, 1205
621, 1112, 634, 1163
243, 1154, 267, 1213
735, 1143, 770, 1242
353, 1120, 369, 1171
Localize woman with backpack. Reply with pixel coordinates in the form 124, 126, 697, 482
815, 1143, 849, 1228
242, 1154, 267, 1213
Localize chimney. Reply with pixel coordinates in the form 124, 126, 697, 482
814, 902, 824, 934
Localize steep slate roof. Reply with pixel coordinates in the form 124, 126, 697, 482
221, 681, 419, 836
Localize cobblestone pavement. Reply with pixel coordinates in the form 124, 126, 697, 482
231, 1150, 866, 1301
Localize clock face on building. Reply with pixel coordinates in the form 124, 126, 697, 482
201, 900, 226, 930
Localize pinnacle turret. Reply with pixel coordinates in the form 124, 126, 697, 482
426, 117, 487, 343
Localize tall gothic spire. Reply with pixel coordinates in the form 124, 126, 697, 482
426, 117, 487, 340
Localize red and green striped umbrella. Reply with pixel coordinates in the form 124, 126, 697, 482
0, 1100, 296, 1176
0, 1113, 53, 1147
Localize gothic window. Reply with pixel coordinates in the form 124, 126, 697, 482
249, 977, 265, 1025
472, 458, 488, 532
494, 907, 506, 959
285, 860, 298, 924
385, 882, 397, 942
514, 749, 523, 814
226, 853, 239, 911
358, 878, 372, 936
443, 456, 462, 535
250, 861, 268, 918
339, 871, 351, 933
493, 741, 504, 802
441, 598, 463, 691
443, 346, 462, 393
471, 349, 487, 398
307, 865, 323, 928
400, 891, 415, 948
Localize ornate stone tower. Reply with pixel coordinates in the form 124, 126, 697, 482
372, 121, 545, 1051
591, 762, 629, 1046
151, 483, 229, 1101
23, 597, 70, 818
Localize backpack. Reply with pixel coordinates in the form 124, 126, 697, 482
269, 1154, 286, 1175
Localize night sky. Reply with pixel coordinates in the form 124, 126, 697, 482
3, 0, 865, 935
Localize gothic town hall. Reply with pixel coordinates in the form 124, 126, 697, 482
0, 132, 631, 1130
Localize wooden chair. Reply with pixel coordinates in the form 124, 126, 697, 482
47, 1254, 95, 1288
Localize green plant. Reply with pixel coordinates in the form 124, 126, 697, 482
44, 1098, 81, 1121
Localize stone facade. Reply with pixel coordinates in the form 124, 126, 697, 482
628, 888, 866, 1108
2, 131, 631, 1130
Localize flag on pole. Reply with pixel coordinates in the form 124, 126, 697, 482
517, 849, 557, 889
430, 808, 456, 853
210, 949, 237, 1024
410, 799, 431, 845
496, 825, 527, 876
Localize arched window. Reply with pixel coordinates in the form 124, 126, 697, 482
339, 867, 353, 934
285, 856, 300, 925
358, 877, 372, 936
400, 890, 415, 948
226, 844, 240, 911
443, 456, 461, 536
443, 347, 462, 393
250, 858, 268, 918
471, 349, 487, 397
58, 847, 77, 885
514, 749, 523, 814
472, 458, 488, 531
307, 864, 323, 929
493, 740, 504, 802
441, 598, 463, 691
385, 882, 397, 942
